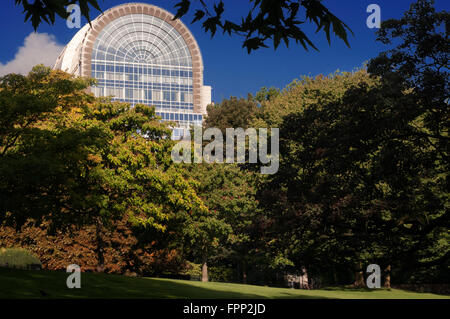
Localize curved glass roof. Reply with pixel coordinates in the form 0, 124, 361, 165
92, 14, 192, 67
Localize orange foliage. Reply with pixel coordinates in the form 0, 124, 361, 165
0, 217, 186, 275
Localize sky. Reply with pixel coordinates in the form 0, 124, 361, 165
0, 0, 448, 103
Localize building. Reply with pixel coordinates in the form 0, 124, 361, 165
54, 2, 211, 138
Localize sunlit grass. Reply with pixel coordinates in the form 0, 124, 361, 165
0, 267, 448, 299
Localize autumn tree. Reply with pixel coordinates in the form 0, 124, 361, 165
0, 66, 207, 272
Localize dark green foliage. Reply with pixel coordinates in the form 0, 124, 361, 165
204, 97, 258, 132
181, 163, 265, 283
256, 0, 449, 286
368, 0, 449, 172
0, 66, 104, 228
14, 0, 101, 30
209, 265, 234, 282
174, 0, 353, 53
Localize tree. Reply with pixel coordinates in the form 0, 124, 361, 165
15, 0, 352, 53
368, 0, 448, 180
275, 71, 447, 287
178, 170, 231, 282
251, 70, 374, 128
0, 66, 207, 272
257, 0, 449, 287
272, 77, 417, 286
255, 70, 382, 286
252, 86, 280, 105
68, 99, 206, 270
184, 163, 264, 284
204, 97, 258, 132
367, 0, 449, 285
0, 65, 105, 228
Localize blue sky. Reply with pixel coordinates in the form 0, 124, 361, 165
0, 0, 448, 103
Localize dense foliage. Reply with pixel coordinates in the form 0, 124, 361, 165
0, 66, 207, 273
204, 97, 258, 132
253, 0, 449, 287
0, 217, 184, 275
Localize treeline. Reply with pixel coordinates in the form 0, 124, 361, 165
0, 0, 448, 287
200, 0, 449, 287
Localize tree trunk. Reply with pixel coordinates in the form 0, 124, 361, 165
242, 259, 247, 284
332, 266, 338, 285
95, 219, 105, 273
201, 255, 208, 282
353, 262, 365, 287
300, 266, 309, 289
384, 265, 391, 288
237, 260, 241, 282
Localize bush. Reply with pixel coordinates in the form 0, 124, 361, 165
0, 248, 42, 270
209, 266, 234, 283
0, 218, 186, 274
180, 261, 202, 281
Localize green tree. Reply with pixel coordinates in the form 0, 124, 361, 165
71, 99, 206, 270
252, 86, 280, 105
0, 65, 105, 228
252, 70, 373, 128
255, 70, 381, 285
204, 97, 258, 132
367, 0, 449, 285
185, 163, 263, 283
0, 66, 207, 272
258, 0, 449, 287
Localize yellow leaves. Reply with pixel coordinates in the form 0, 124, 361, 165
86, 153, 102, 164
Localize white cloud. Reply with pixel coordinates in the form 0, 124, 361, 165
0, 32, 64, 76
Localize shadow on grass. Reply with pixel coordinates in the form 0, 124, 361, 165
321, 286, 382, 293
0, 268, 328, 299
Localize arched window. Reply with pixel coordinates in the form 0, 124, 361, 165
91, 13, 193, 111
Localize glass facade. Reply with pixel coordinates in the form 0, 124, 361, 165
89, 13, 203, 138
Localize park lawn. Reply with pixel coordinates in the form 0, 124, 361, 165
0, 267, 448, 299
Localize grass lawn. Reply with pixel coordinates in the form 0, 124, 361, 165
0, 267, 448, 299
